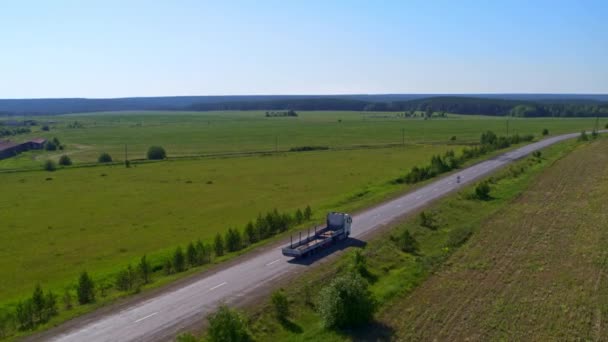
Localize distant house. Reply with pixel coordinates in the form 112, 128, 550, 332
0, 138, 47, 160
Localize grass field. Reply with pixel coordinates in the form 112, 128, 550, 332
0, 111, 601, 169
0, 144, 457, 305
0, 111, 602, 340
244, 138, 593, 341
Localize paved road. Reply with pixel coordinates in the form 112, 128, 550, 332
47, 131, 600, 342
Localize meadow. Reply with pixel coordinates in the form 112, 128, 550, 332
0, 110, 601, 338
0, 111, 601, 169
0, 144, 453, 304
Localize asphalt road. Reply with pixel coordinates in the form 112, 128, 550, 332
46, 131, 600, 342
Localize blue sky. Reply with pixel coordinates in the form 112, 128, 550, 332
1, 0, 606, 98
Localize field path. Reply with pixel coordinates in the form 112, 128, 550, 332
381, 138, 608, 341
31, 131, 604, 342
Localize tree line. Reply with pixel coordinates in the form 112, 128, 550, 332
265, 110, 298, 117
396, 131, 534, 184
0, 126, 31, 138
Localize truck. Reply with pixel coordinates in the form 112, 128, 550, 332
282, 212, 352, 258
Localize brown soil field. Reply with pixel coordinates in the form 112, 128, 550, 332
381, 139, 608, 341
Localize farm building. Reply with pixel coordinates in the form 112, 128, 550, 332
0, 138, 47, 160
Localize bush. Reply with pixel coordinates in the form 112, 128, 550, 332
542, 128, 549, 135
77, 271, 95, 304
41, 125, 50, 131
419, 211, 438, 230
58, 155, 72, 166
43, 160, 56, 172
532, 151, 542, 158
396, 229, 419, 254
115, 265, 137, 291
45, 141, 57, 151
578, 131, 589, 141
98, 152, 112, 163
446, 226, 473, 248
147, 146, 166, 160
271, 290, 289, 321
317, 273, 375, 329
138, 255, 151, 284
207, 305, 250, 342
473, 181, 491, 200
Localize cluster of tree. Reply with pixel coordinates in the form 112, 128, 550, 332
163, 206, 312, 276
45, 137, 64, 151
12, 285, 58, 330
0, 127, 30, 137
264, 110, 297, 117
67, 121, 84, 128
396, 150, 460, 184
115, 256, 153, 292
397, 131, 534, 185
289, 146, 329, 152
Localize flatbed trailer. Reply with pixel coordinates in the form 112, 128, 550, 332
282, 212, 352, 258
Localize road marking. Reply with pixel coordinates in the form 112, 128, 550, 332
134, 312, 158, 323
265, 259, 280, 266
209, 282, 227, 291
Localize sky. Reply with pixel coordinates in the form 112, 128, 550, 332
1, 0, 607, 98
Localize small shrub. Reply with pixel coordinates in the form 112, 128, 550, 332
419, 211, 439, 230
450, 136, 456, 141
43, 160, 56, 171
532, 151, 542, 158
77, 271, 95, 304
147, 146, 166, 160
45, 141, 57, 151
98, 152, 112, 163
173, 247, 186, 273
446, 226, 473, 248
578, 131, 589, 141
271, 290, 289, 321
317, 273, 375, 329
473, 181, 491, 200
542, 128, 549, 136
397, 229, 419, 254
207, 305, 250, 342
58, 155, 72, 166
41, 125, 50, 131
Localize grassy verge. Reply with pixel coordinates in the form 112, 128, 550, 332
242, 138, 582, 341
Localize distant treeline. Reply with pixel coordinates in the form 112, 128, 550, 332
265, 110, 298, 117
1, 95, 607, 117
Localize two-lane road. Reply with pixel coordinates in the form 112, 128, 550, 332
45, 131, 600, 342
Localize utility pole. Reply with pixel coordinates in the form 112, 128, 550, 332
124, 144, 129, 168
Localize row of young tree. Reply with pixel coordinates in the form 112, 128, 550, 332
0, 271, 95, 335
396, 131, 534, 184
112, 206, 314, 295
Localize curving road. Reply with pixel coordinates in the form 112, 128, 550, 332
43, 131, 600, 342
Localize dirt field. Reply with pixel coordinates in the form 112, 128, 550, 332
381, 139, 608, 341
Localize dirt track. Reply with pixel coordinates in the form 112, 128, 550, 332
382, 139, 608, 341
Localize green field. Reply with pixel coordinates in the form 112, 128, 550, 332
0, 111, 601, 169
0, 111, 602, 339
0, 143, 455, 304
